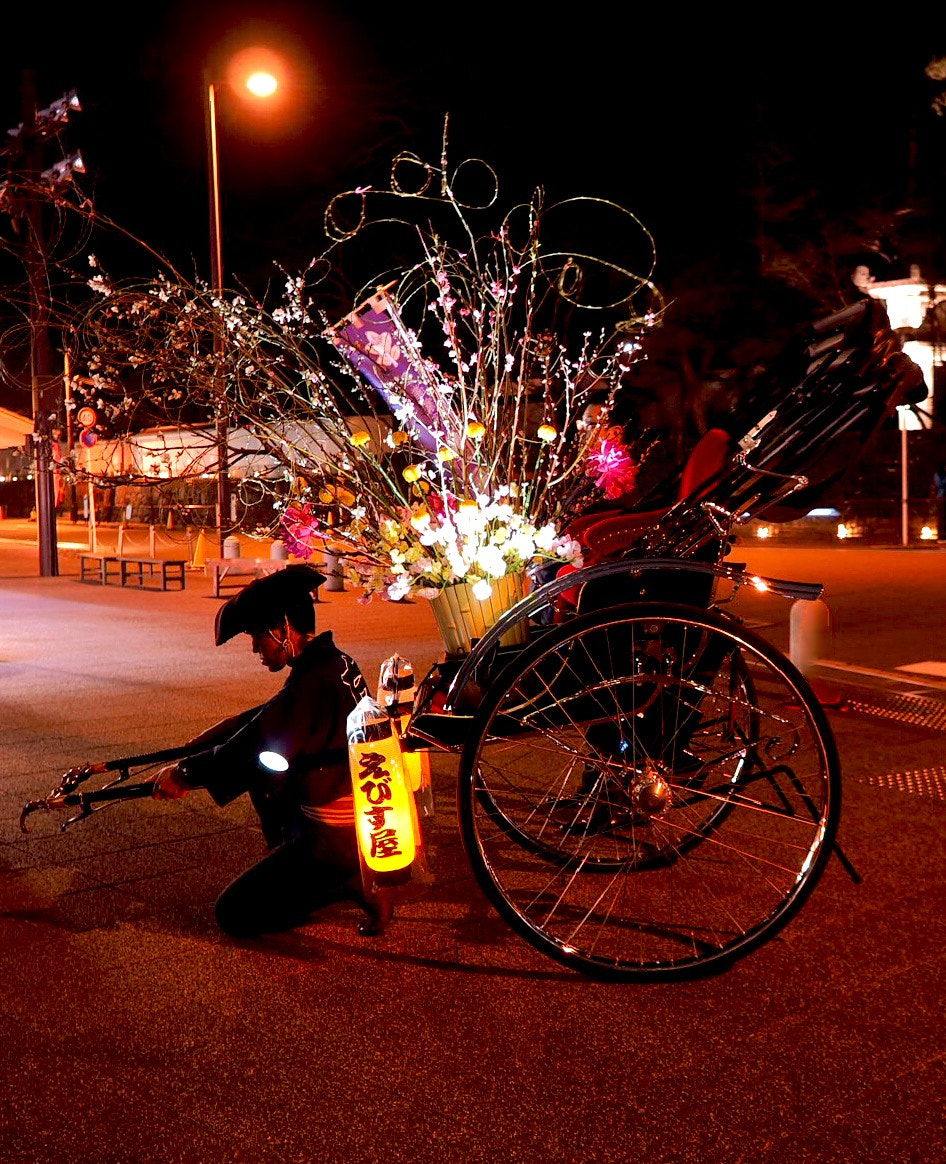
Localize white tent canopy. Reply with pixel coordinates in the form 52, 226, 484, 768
0, 406, 32, 450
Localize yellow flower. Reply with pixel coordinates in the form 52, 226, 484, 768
402, 464, 423, 483
437, 447, 456, 463
459, 498, 479, 512
466, 420, 486, 440
537, 424, 557, 442
349, 430, 371, 448
389, 430, 409, 446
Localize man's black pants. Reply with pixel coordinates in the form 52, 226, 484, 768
215, 822, 362, 938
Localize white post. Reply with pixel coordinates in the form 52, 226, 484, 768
901, 425, 909, 547
790, 599, 832, 676
86, 444, 97, 554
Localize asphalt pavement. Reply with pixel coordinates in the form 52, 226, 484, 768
1, 521, 944, 1163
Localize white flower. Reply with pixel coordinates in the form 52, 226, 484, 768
476, 544, 508, 578
387, 576, 411, 601
509, 532, 537, 559
472, 579, 493, 601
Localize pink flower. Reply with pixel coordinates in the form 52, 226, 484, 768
281, 503, 324, 558
585, 437, 637, 500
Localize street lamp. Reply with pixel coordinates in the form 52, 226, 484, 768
203, 55, 279, 554
3, 76, 83, 577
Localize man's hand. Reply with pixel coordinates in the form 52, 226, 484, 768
152, 764, 191, 800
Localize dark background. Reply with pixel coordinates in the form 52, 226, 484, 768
2, 1, 945, 437
3, 2, 943, 283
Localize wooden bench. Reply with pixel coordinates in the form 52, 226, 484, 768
78, 554, 186, 591
205, 558, 325, 599
79, 554, 122, 585
119, 558, 187, 591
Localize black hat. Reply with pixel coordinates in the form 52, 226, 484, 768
214, 564, 326, 646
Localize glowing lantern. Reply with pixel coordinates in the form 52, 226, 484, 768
347, 697, 417, 874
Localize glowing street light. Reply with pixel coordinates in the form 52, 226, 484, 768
246, 72, 278, 98
204, 52, 280, 552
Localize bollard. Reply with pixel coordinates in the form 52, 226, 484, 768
223, 536, 241, 559
270, 539, 288, 560
789, 598, 831, 675
324, 551, 345, 592
789, 598, 845, 707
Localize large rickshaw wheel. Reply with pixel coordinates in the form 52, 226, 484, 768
457, 603, 840, 980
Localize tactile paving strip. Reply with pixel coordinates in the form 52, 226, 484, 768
854, 768, 946, 801
848, 694, 946, 733
844, 695, 946, 799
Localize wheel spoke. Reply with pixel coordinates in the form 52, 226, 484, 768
459, 603, 840, 979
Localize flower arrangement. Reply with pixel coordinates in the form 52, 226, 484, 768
275, 158, 659, 602
289, 480, 583, 602
40, 140, 660, 607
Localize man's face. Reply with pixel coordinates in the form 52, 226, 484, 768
250, 627, 289, 673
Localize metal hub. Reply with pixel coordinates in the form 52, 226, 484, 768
630, 761, 672, 815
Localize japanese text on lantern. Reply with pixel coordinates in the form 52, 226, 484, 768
353, 747, 416, 872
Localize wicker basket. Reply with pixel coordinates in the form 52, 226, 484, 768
429, 573, 528, 654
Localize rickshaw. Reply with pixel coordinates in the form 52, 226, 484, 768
398, 297, 926, 980
21, 299, 926, 982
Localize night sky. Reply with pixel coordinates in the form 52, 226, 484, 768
2, 3, 944, 295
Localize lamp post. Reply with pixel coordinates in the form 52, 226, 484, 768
6, 74, 83, 576
203, 60, 278, 555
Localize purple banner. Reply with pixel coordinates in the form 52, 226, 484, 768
329, 290, 455, 453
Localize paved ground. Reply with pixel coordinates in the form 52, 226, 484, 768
1, 522, 944, 1163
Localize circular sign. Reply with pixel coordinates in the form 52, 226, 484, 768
79, 429, 98, 448
76, 406, 98, 428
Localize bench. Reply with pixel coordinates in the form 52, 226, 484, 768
78, 554, 186, 591
119, 558, 187, 591
205, 558, 325, 599
79, 554, 122, 585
